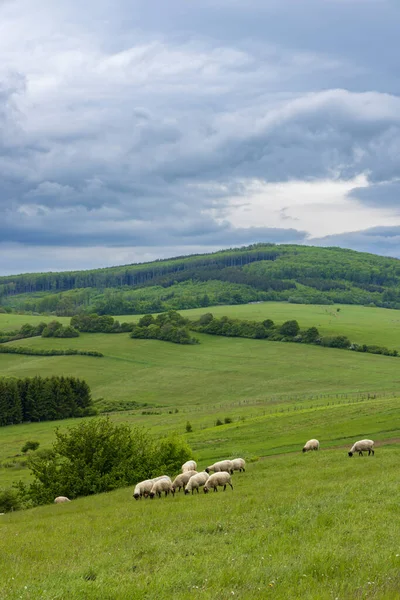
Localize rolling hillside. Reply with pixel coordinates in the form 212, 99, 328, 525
2, 244, 400, 315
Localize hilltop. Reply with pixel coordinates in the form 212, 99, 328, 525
1, 244, 400, 315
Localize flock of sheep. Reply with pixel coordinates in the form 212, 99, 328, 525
53, 439, 375, 504
132, 458, 245, 500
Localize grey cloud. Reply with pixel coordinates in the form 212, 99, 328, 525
349, 180, 400, 209
0, 0, 400, 268
311, 226, 400, 258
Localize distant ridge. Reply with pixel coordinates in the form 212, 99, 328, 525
1, 244, 400, 315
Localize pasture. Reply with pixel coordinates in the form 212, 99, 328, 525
1, 303, 400, 598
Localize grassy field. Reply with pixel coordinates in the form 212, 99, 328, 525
1, 447, 400, 599
1, 303, 400, 598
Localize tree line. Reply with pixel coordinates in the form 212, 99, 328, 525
0, 376, 96, 427
190, 314, 399, 357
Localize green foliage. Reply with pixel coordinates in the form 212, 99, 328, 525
20, 418, 193, 505
185, 421, 193, 433
320, 335, 351, 349
71, 313, 134, 334
279, 320, 300, 337
131, 310, 198, 345
0, 487, 21, 512
21, 440, 40, 454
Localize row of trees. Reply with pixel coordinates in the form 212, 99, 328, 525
0, 376, 95, 426
70, 314, 134, 333
191, 314, 399, 357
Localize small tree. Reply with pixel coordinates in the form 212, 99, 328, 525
20, 418, 193, 506
21, 440, 40, 454
279, 320, 300, 337
185, 421, 193, 433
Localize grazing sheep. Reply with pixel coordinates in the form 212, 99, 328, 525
149, 478, 175, 499
348, 439, 375, 457
185, 472, 209, 495
302, 439, 320, 453
231, 458, 246, 472
54, 496, 71, 504
171, 470, 198, 493
182, 460, 197, 473
133, 479, 155, 500
204, 471, 233, 493
205, 460, 234, 475
133, 476, 171, 500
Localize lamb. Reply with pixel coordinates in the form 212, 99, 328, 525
149, 478, 175, 499
133, 476, 171, 500
231, 458, 246, 472
205, 460, 234, 474
302, 439, 320, 453
181, 460, 197, 473
184, 472, 209, 495
348, 439, 375, 457
171, 470, 198, 493
203, 471, 233, 493
54, 496, 71, 504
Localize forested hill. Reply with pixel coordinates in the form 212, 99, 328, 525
1, 244, 400, 315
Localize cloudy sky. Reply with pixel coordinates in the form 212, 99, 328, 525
1, 0, 400, 274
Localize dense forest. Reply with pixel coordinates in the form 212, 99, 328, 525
1, 244, 400, 315
0, 376, 95, 426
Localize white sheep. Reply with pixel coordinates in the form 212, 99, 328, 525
149, 478, 175, 499
231, 458, 246, 472
181, 460, 197, 473
171, 470, 198, 493
133, 476, 171, 500
302, 439, 320, 453
184, 472, 209, 495
203, 471, 233, 493
54, 496, 71, 504
348, 439, 375, 457
205, 460, 234, 474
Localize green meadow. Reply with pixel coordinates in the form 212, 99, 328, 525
1, 303, 400, 599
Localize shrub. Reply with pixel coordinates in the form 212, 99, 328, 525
21, 441, 40, 454
20, 418, 193, 505
216, 419, 223, 426
199, 313, 214, 325
303, 327, 320, 343
224, 417, 233, 424
279, 320, 300, 337
0, 488, 21, 513
186, 421, 193, 433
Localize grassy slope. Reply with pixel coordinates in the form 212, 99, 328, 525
1, 449, 400, 599
1, 305, 400, 598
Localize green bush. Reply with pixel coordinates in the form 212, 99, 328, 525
0, 488, 21, 513
21, 441, 40, 454
20, 417, 193, 505
279, 320, 300, 337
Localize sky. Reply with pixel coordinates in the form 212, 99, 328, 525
1, 0, 400, 275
